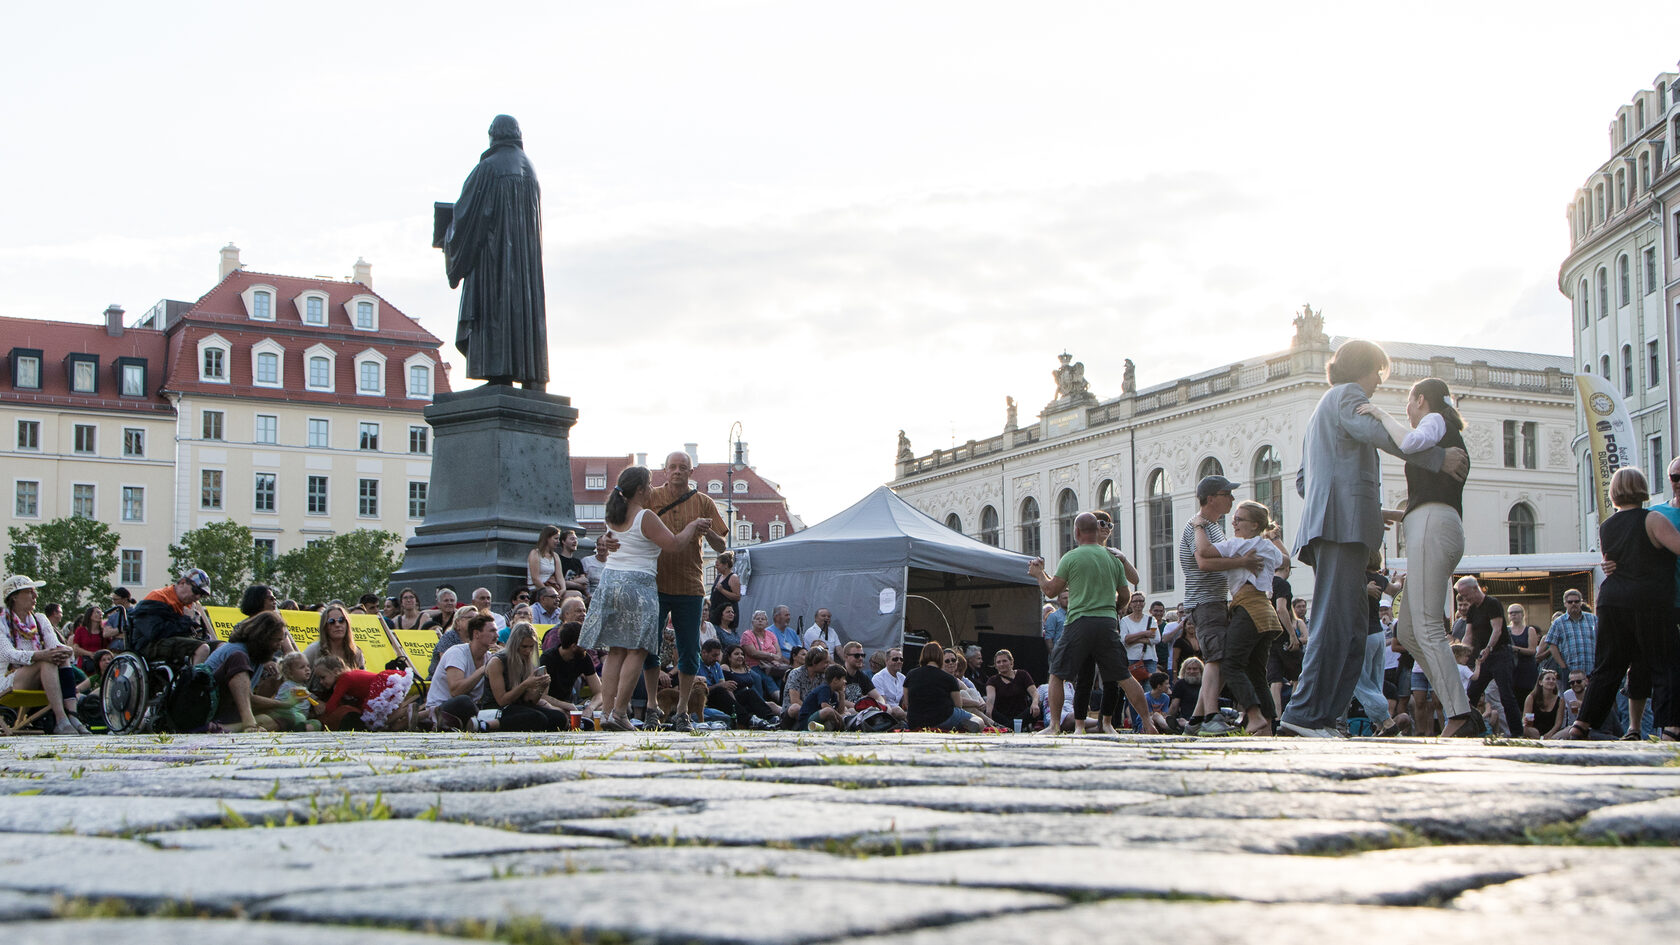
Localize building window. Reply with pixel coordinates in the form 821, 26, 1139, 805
71, 484, 94, 518
255, 351, 279, 385
945, 512, 962, 533
1252, 445, 1284, 528
307, 476, 329, 514
408, 482, 428, 519
252, 290, 272, 320
1507, 502, 1536, 555
14, 354, 40, 389
733, 480, 747, 494
407, 364, 431, 398
1147, 470, 1174, 593
253, 539, 276, 570
359, 422, 380, 451
736, 522, 753, 543
1596, 266, 1609, 317
707, 480, 724, 494
979, 505, 1000, 547
14, 481, 38, 517
1577, 279, 1589, 328
769, 522, 785, 540
73, 424, 96, 454
1623, 344, 1634, 397
120, 361, 145, 396
1502, 420, 1538, 469
70, 357, 96, 393
201, 410, 224, 442
1619, 254, 1631, 306
358, 361, 381, 393
1055, 488, 1079, 555
1096, 479, 1119, 545
305, 296, 324, 324
408, 426, 428, 454
16, 420, 38, 451
200, 469, 223, 510
1601, 354, 1611, 379
1196, 457, 1224, 482
119, 550, 143, 585
1642, 152, 1652, 192
1650, 436, 1666, 498
585, 474, 606, 490
1616, 168, 1626, 209
254, 473, 276, 513
121, 486, 143, 522
1018, 496, 1041, 558
308, 356, 331, 389
307, 419, 329, 449
1646, 246, 1658, 296
255, 415, 277, 445
1649, 341, 1661, 389
356, 301, 375, 330
202, 346, 226, 381
1595, 184, 1605, 222
358, 479, 379, 517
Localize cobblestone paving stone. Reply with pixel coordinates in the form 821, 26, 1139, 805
0, 730, 1673, 942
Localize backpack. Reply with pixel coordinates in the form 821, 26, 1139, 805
162, 666, 219, 732
847, 703, 903, 733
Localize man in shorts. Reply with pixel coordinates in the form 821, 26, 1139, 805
1028, 512, 1156, 735
1180, 475, 1261, 735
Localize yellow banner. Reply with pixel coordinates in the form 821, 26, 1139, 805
203, 607, 400, 671
389, 626, 441, 684
1575, 372, 1638, 526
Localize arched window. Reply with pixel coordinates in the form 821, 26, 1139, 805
1096, 479, 1119, 546
1623, 344, 1634, 396
979, 505, 1000, 547
1197, 457, 1224, 483
1508, 502, 1536, 555
706, 480, 723, 494
1147, 470, 1174, 593
1601, 354, 1611, 379
1619, 254, 1631, 306
1577, 278, 1589, 328
1616, 168, 1626, 209
1056, 488, 1080, 555
945, 512, 963, 533
1251, 446, 1283, 528
1597, 266, 1609, 316
1019, 497, 1041, 558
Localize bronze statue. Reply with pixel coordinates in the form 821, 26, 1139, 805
436, 115, 549, 390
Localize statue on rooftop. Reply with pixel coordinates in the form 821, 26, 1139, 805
1122, 358, 1136, 395
1052, 352, 1090, 400
1005, 396, 1018, 429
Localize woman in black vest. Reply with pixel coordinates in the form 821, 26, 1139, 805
1359, 377, 1480, 736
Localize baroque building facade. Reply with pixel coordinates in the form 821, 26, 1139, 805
1560, 61, 1680, 541
890, 309, 1579, 603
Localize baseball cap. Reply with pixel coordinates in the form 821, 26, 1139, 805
179, 568, 211, 597
1195, 475, 1241, 503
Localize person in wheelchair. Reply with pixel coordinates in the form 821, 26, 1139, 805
128, 569, 216, 668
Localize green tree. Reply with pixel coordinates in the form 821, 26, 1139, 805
270, 529, 405, 607
4, 516, 121, 613
167, 520, 256, 608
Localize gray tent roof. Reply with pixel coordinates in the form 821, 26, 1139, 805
746, 485, 1036, 585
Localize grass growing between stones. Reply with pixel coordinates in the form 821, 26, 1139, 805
438, 914, 630, 945
54, 896, 212, 920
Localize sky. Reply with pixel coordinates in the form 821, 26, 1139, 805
4, 2, 1678, 525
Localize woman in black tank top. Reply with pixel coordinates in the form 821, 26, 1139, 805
708, 551, 741, 625
1565, 467, 1680, 741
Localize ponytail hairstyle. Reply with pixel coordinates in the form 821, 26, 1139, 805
1410, 377, 1464, 432
604, 466, 651, 528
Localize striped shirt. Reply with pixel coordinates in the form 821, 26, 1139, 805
1178, 519, 1227, 608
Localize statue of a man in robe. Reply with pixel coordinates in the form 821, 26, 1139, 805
438, 115, 549, 390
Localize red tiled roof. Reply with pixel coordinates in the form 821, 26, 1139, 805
162, 324, 446, 410
569, 456, 798, 537
0, 316, 173, 414
186, 269, 444, 346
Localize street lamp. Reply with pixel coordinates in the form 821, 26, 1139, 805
726, 421, 744, 550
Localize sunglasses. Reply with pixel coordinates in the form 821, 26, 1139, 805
327, 617, 346, 625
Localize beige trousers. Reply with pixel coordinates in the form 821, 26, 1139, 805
1395, 502, 1469, 718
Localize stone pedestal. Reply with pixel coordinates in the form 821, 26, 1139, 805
388, 385, 580, 605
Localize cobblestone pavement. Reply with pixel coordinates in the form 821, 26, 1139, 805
0, 731, 1676, 943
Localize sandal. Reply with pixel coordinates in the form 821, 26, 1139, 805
1660, 727, 1680, 742
1619, 729, 1643, 741
1562, 721, 1591, 740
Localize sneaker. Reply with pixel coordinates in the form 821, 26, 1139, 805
1196, 716, 1237, 736
1277, 719, 1341, 738
667, 711, 693, 732
750, 716, 776, 730
53, 718, 86, 736
1184, 720, 1203, 736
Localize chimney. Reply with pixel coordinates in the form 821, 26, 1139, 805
104, 304, 125, 337
219, 243, 242, 279
352, 257, 372, 288
635, 452, 647, 467
685, 442, 699, 465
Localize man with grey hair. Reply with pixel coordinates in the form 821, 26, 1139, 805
963, 645, 988, 691
770, 605, 802, 666
804, 608, 841, 652
470, 587, 506, 632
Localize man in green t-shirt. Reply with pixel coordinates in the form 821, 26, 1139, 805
1028, 511, 1157, 735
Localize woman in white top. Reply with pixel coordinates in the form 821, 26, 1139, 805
527, 525, 564, 594
0, 575, 89, 734
579, 466, 710, 731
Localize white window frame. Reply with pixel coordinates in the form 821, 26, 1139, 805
201, 468, 224, 510
769, 522, 785, 540
120, 361, 145, 396
72, 423, 96, 455
295, 290, 330, 325
408, 481, 428, 519
345, 293, 380, 332
585, 474, 606, 490
254, 414, 278, 445
15, 479, 39, 518
408, 426, 429, 455
198, 333, 232, 383
69, 357, 97, 394
121, 485, 145, 523
241, 283, 279, 321
304, 343, 336, 392
357, 478, 379, 518
306, 418, 330, 449
119, 549, 144, 586
354, 348, 386, 395
735, 522, 752, 542
200, 410, 224, 442
71, 483, 96, 519
14, 355, 40, 390
359, 422, 380, 451
254, 471, 277, 514
15, 419, 40, 452
251, 339, 285, 389
122, 427, 144, 458
403, 353, 434, 400
307, 475, 330, 515
707, 480, 723, 494
733, 480, 748, 494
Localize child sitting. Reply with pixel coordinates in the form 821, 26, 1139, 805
799, 664, 849, 731
272, 652, 323, 732
1143, 671, 1172, 733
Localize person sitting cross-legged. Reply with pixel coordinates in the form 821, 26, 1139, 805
799, 664, 849, 730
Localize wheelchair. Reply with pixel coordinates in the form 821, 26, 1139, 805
100, 648, 211, 735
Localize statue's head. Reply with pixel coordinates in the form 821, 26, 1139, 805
488, 114, 523, 142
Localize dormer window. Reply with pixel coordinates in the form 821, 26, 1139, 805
304, 343, 336, 392
67, 354, 98, 393
197, 334, 231, 383
115, 357, 147, 397
354, 348, 386, 395
296, 290, 330, 326
345, 294, 379, 332
241, 284, 279, 321
11, 349, 42, 390
733, 480, 748, 494
403, 354, 434, 400
707, 480, 723, 494
251, 339, 285, 388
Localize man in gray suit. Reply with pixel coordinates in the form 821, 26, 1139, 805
1279, 340, 1467, 738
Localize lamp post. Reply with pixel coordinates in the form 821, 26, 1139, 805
726, 421, 744, 550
